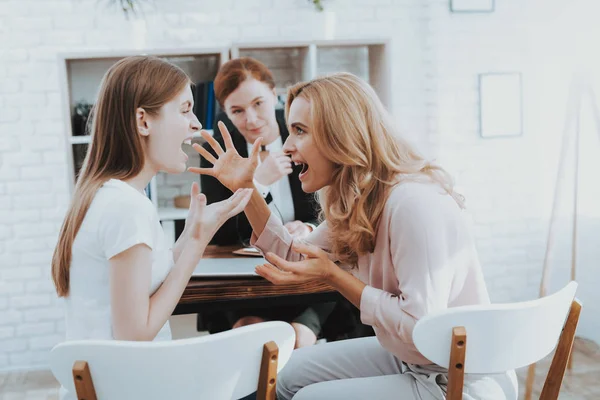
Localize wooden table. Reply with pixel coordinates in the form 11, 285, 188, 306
173, 245, 340, 315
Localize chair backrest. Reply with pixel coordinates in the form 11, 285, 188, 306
50, 321, 295, 400
412, 281, 578, 374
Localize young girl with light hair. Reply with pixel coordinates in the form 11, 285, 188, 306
52, 56, 252, 399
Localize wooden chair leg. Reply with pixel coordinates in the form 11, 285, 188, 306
72, 360, 97, 400
524, 363, 536, 400
447, 326, 466, 400
257, 341, 279, 400
540, 299, 582, 400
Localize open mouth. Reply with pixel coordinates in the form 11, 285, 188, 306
294, 161, 309, 179
181, 138, 193, 161
181, 137, 192, 152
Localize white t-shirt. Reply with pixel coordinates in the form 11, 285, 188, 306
64, 178, 173, 342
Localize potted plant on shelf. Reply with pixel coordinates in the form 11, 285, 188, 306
102, 0, 144, 16
311, 0, 324, 11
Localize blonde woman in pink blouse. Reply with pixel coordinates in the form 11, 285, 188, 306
190, 73, 518, 400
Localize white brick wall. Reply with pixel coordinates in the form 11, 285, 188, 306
424, 0, 600, 342
1, 0, 598, 372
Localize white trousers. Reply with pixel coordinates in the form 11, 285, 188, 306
277, 337, 518, 400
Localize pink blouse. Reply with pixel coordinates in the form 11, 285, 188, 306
252, 180, 490, 365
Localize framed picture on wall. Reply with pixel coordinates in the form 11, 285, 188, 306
478, 72, 523, 138
450, 0, 495, 13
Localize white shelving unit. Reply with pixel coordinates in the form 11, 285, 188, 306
59, 39, 390, 243
231, 39, 391, 109
69, 136, 93, 145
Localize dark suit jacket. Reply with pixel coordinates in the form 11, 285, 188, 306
201, 109, 320, 246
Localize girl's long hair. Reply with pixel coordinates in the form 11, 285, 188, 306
52, 56, 189, 297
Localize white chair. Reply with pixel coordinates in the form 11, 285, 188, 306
413, 281, 581, 400
50, 321, 295, 400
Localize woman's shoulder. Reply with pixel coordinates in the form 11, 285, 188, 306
94, 180, 156, 219
385, 179, 461, 218
387, 179, 442, 201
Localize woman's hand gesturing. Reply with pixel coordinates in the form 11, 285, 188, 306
189, 121, 262, 192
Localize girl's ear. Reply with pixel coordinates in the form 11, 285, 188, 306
136, 107, 150, 137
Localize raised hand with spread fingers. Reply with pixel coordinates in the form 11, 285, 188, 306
189, 121, 262, 192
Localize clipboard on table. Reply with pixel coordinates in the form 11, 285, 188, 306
232, 247, 264, 257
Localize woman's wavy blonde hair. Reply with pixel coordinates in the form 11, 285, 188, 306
285, 72, 464, 266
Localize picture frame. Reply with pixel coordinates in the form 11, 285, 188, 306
478, 72, 523, 138
450, 0, 495, 13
